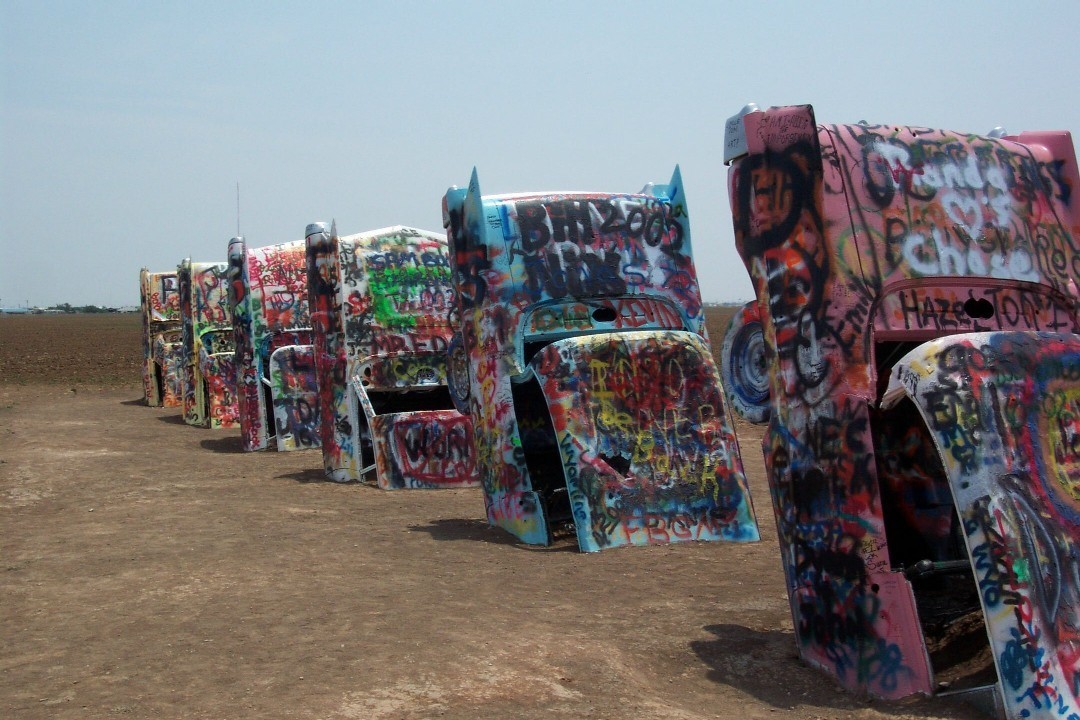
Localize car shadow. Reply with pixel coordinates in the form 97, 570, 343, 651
277, 468, 339, 484
156, 413, 188, 425
199, 435, 245, 453
121, 397, 147, 406
407, 518, 578, 552
690, 624, 985, 718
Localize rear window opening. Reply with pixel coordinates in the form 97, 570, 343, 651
871, 396, 996, 692
367, 386, 455, 416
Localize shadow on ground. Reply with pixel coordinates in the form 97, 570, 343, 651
199, 435, 245, 453
277, 468, 338, 484
690, 624, 985, 719
156, 413, 188, 426
120, 397, 148, 406
408, 518, 578, 552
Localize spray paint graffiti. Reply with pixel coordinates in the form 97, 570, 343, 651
366, 411, 474, 489
883, 332, 1080, 719
720, 301, 771, 424
443, 168, 758, 551
530, 331, 758, 551
305, 223, 478, 489
723, 104, 1080, 704
178, 258, 238, 429
227, 236, 318, 451
139, 268, 183, 407
267, 344, 319, 452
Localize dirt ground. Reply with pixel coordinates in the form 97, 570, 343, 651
0, 312, 985, 719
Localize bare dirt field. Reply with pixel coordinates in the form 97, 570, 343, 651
0, 311, 984, 719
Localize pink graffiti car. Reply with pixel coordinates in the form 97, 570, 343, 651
139, 268, 184, 408
306, 223, 478, 490
177, 258, 239, 429
723, 103, 1079, 717
442, 169, 759, 552
227, 236, 318, 452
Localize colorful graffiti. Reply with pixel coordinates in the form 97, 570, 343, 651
365, 410, 474, 489
139, 268, 183, 407
884, 332, 1080, 719
306, 223, 354, 480
723, 104, 1080, 703
178, 258, 238, 429
720, 301, 770, 424
443, 168, 758, 551
268, 345, 320, 451
227, 236, 317, 451
531, 331, 758, 551
306, 223, 477, 489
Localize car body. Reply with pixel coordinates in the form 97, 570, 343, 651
723, 103, 1079, 715
883, 332, 1079, 719
178, 258, 239, 429
227, 236, 318, 451
306, 223, 477, 489
139, 268, 183, 407
442, 168, 759, 552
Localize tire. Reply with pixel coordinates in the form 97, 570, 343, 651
720, 301, 771, 424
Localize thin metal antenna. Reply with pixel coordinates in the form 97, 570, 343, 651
236, 182, 241, 236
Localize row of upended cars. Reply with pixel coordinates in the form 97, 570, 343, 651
139, 104, 1080, 719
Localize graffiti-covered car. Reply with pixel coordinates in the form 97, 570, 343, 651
306, 223, 477, 490
228, 236, 318, 452
178, 258, 239, 429
139, 268, 183, 407
442, 168, 759, 552
723, 103, 1079, 715
883, 332, 1079, 719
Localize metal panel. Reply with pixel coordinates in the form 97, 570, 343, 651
884, 332, 1080, 719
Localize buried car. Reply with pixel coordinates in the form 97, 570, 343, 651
228, 236, 319, 452
305, 222, 477, 489
178, 258, 239, 429
883, 332, 1079, 719
722, 103, 1079, 715
442, 168, 759, 552
139, 268, 184, 407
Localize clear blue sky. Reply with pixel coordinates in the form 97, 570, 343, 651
2, 1, 1078, 308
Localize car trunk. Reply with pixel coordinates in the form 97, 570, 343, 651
878, 331, 1079, 719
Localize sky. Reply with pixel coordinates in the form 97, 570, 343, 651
2, 1, 1079, 308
